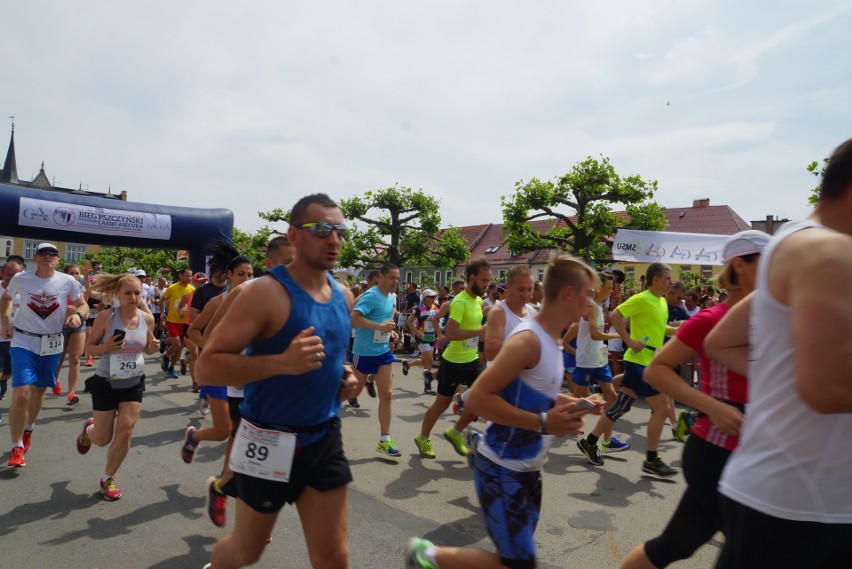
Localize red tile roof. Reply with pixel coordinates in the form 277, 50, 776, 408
455, 224, 491, 249
662, 205, 751, 234
466, 219, 559, 265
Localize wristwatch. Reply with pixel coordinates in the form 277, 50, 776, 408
539, 412, 548, 434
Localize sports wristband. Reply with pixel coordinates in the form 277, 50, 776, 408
539, 411, 548, 434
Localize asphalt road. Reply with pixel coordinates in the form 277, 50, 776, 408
0, 353, 721, 568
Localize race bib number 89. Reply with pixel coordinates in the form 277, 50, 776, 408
230, 420, 297, 482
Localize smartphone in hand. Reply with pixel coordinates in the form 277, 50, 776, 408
575, 397, 600, 410
112, 330, 126, 343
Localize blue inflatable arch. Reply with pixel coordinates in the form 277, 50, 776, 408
0, 182, 233, 274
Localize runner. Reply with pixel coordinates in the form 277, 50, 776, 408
576, 262, 680, 477
1, 243, 88, 468
81, 260, 104, 367
75, 273, 159, 501
55, 263, 87, 405
414, 257, 490, 460
620, 230, 768, 569
451, 266, 537, 420
705, 138, 852, 568
431, 278, 465, 361
196, 193, 358, 569
181, 242, 254, 466
572, 271, 630, 453
152, 276, 167, 341
177, 272, 209, 380
0, 258, 25, 405
185, 270, 224, 381
349, 263, 402, 458
159, 268, 195, 379
196, 236, 293, 529
402, 289, 439, 395
406, 255, 603, 569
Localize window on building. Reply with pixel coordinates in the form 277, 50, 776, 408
406, 271, 413, 284
419, 271, 426, 284
625, 266, 635, 279
23, 240, 39, 259
484, 245, 500, 254
65, 244, 88, 263
4, 238, 12, 257
434, 271, 440, 284
680, 265, 691, 274
445, 270, 453, 283
537, 269, 544, 282
498, 269, 506, 281
701, 265, 713, 278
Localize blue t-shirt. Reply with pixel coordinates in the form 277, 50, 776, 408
352, 286, 394, 357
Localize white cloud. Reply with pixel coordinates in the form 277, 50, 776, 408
2, 0, 849, 237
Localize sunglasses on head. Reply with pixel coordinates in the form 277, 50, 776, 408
297, 222, 348, 239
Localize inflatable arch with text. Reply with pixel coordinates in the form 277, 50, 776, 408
1, 182, 233, 274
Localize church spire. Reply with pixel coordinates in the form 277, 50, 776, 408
1, 119, 19, 184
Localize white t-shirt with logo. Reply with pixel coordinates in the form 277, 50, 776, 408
5, 271, 84, 353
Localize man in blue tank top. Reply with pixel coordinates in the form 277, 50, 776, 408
196, 193, 358, 569
407, 254, 604, 569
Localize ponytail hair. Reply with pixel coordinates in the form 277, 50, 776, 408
206, 240, 251, 281
91, 273, 139, 300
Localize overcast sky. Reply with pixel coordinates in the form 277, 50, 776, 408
3, 1, 850, 235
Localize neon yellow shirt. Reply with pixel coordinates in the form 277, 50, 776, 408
442, 291, 483, 364
162, 282, 195, 324
616, 290, 667, 366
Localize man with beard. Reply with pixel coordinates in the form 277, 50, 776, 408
197, 194, 358, 569
414, 257, 491, 460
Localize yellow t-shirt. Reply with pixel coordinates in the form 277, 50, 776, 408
162, 282, 195, 324
442, 291, 483, 364
615, 290, 667, 366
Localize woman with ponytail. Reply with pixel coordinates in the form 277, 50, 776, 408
75, 273, 159, 501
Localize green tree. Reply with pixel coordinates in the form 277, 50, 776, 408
502, 156, 667, 261
81, 226, 273, 280
84, 247, 185, 279
678, 270, 711, 290
232, 226, 275, 275
260, 186, 470, 271
807, 158, 828, 207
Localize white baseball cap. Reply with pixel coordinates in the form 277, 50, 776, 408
422, 289, 437, 297
722, 230, 771, 263
35, 242, 59, 254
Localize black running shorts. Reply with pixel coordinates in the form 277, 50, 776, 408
234, 417, 352, 514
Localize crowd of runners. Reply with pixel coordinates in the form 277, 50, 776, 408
3, 138, 852, 568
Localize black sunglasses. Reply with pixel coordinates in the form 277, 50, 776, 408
38, 250, 60, 257
297, 222, 348, 239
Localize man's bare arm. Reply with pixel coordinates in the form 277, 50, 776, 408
703, 293, 752, 377
196, 278, 324, 386
483, 303, 506, 361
